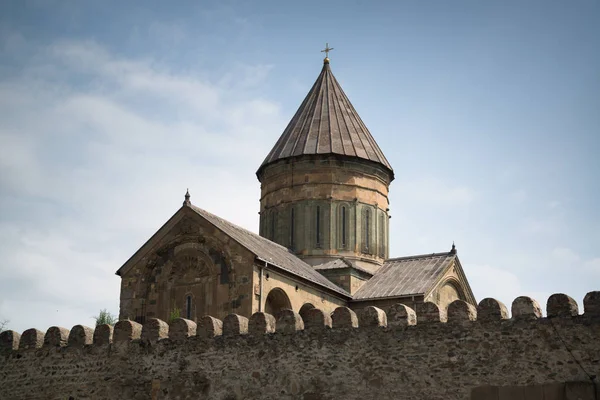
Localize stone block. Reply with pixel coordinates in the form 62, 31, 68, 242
358, 306, 387, 327
67, 325, 94, 347
276, 309, 304, 334
547, 293, 579, 318
543, 383, 566, 400
416, 301, 446, 323
44, 326, 70, 347
331, 307, 358, 329
113, 320, 142, 343
470, 385, 499, 400
142, 318, 169, 342
169, 318, 197, 340
249, 312, 276, 335
477, 298, 509, 321
498, 386, 525, 400
0, 330, 20, 352
304, 308, 332, 330
447, 300, 477, 323
387, 303, 416, 327
19, 328, 44, 350
511, 296, 542, 320
223, 314, 249, 336
197, 316, 223, 338
93, 324, 113, 345
565, 381, 595, 400
583, 291, 600, 316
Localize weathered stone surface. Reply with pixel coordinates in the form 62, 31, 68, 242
44, 326, 69, 347
331, 306, 358, 328
416, 301, 446, 323
0, 330, 20, 352
276, 309, 304, 334
223, 314, 248, 336
113, 320, 142, 342
512, 296, 543, 319
477, 298, 509, 321
547, 293, 579, 318
0, 309, 599, 400
141, 318, 169, 342
304, 308, 332, 330
583, 291, 600, 316
387, 303, 416, 327
67, 325, 94, 347
197, 316, 223, 338
19, 328, 44, 350
447, 300, 477, 323
358, 306, 387, 327
169, 318, 197, 340
93, 324, 113, 345
248, 312, 276, 335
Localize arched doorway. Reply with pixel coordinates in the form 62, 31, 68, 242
299, 303, 315, 321
265, 288, 292, 316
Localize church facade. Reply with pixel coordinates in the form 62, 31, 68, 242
116, 56, 476, 324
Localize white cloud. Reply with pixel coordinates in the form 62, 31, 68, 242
0, 38, 284, 332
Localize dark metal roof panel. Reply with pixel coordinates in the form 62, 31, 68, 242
190, 205, 350, 297
258, 61, 393, 175
352, 252, 454, 300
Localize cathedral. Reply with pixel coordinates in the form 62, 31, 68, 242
116, 53, 476, 324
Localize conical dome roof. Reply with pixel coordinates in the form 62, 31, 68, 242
257, 60, 393, 179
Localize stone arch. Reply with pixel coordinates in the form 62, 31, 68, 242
436, 278, 466, 311
265, 288, 292, 316
299, 303, 316, 321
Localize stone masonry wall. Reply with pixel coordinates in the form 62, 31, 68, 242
1, 292, 599, 400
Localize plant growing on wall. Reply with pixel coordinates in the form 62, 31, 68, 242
169, 307, 181, 323
0, 318, 9, 333
93, 309, 117, 326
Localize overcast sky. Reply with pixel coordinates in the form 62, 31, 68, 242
0, 1, 598, 333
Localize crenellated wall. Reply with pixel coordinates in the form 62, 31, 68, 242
1, 292, 599, 400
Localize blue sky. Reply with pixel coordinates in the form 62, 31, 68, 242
0, 1, 598, 332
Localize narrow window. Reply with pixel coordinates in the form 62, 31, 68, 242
379, 214, 385, 257
270, 212, 276, 241
316, 206, 321, 246
341, 206, 347, 247
186, 296, 192, 319
365, 209, 370, 251
290, 208, 295, 249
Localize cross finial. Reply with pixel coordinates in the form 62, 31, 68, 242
450, 241, 457, 254
183, 188, 191, 207
321, 43, 334, 64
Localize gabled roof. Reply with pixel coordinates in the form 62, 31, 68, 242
189, 205, 351, 298
314, 258, 373, 276
257, 59, 393, 178
352, 251, 456, 300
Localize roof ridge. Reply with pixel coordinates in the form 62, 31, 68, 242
385, 251, 454, 262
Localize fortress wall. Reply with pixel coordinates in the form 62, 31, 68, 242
1, 292, 599, 400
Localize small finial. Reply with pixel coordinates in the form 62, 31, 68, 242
321, 43, 334, 64
450, 241, 456, 255
183, 188, 191, 206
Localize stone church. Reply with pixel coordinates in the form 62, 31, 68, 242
116, 55, 476, 324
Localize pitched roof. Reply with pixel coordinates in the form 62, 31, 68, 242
352, 252, 455, 300
190, 205, 350, 298
257, 59, 393, 178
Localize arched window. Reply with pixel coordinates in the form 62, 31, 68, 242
270, 211, 276, 241
341, 206, 347, 248
316, 206, 321, 246
365, 209, 370, 251
186, 295, 192, 320
379, 213, 385, 257
290, 208, 295, 249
